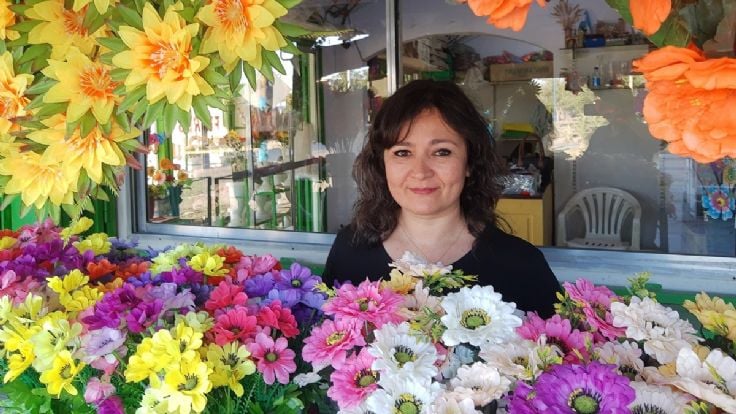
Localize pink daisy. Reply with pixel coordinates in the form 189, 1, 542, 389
205, 281, 248, 315
302, 318, 365, 370
565, 279, 625, 341
247, 332, 297, 384
212, 306, 258, 345
328, 348, 379, 409
322, 280, 404, 328
517, 313, 592, 363
256, 300, 299, 338
234, 254, 279, 283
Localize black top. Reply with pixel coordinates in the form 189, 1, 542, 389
323, 225, 561, 318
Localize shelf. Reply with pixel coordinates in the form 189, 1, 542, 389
560, 44, 651, 53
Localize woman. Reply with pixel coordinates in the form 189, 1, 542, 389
323, 80, 560, 317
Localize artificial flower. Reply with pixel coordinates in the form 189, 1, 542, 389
256, 301, 298, 338
29, 318, 83, 372
136, 387, 169, 414
322, 279, 405, 328
0, 52, 32, 135
465, 0, 546, 32
630, 0, 671, 35
197, 0, 288, 71
80, 327, 126, 363
382, 268, 417, 294
366, 376, 441, 414
97, 396, 124, 414
0, 147, 76, 209
564, 278, 625, 341
275, 262, 321, 297
667, 347, 736, 412
26, 0, 107, 59
28, 116, 139, 185
328, 347, 379, 409
479, 337, 562, 381
112, 3, 214, 110
84, 376, 115, 404
441, 285, 522, 346
161, 355, 212, 414
247, 332, 296, 385
628, 381, 693, 413
594, 340, 645, 381
0, 0, 18, 41
389, 250, 453, 277
206, 342, 256, 397
431, 394, 481, 414
516, 313, 592, 362
204, 280, 248, 314
302, 318, 365, 371
448, 362, 511, 406
39, 350, 85, 396
72, 0, 118, 14
189, 251, 229, 278
368, 321, 438, 380
42, 49, 119, 124
212, 306, 257, 345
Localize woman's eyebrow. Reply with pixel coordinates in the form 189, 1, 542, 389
393, 138, 458, 147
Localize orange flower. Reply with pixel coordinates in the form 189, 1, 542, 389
217, 246, 243, 265
87, 259, 118, 281
466, 0, 546, 32
630, 0, 671, 36
115, 261, 149, 280
685, 58, 736, 90
634, 46, 705, 81
159, 158, 174, 170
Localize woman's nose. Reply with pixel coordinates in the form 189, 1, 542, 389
410, 155, 433, 178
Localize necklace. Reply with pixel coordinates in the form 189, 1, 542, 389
398, 223, 464, 264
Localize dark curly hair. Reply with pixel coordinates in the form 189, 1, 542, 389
351, 79, 506, 245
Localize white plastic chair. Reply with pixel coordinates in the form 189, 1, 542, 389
556, 187, 641, 250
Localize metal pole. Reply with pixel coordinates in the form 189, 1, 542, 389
386, 0, 402, 95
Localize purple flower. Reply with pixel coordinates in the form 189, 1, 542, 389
264, 288, 300, 308
244, 272, 276, 297
83, 284, 140, 330
300, 291, 327, 309
189, 283, 212, 307
97, 396, 124, 414
109, 237, 138, 250
80, 327, 126, 362
159, 264, 203, 285
509, 362, 635, 413
275, 263, 321, 296
127, 271, 161, 287
126, 300, 164, 333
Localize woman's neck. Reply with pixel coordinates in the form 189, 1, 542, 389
398, 210, 466, 241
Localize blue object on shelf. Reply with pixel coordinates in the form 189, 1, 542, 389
583, 35, 606, 48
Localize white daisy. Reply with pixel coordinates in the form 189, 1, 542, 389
594, 340, 645, 381
479, 336, 560, 381
338, 402, 374, 414
390, 251, 453, 276
367, 376, 441, 414
667, 347, 736, 413
440, 285, 522, 347
432, 393, 481, 414
293, 371, 321, 387
628, 381, 692, 414
369, 322, 438, 380
611, 296, 699, 364
449, 362, 511, 407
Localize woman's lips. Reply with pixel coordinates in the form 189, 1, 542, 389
409, 187, 437, 194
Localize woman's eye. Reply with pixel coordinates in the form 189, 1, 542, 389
435, 148, 451, 156
394, 149, 410, 157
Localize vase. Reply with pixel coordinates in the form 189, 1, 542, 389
226, 181, 247, 227
168, 186, 183, 217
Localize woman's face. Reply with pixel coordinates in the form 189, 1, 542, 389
383, 109, 468, 219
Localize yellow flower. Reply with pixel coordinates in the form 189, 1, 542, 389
171, 321, 204, 355
28, 115, 139, 184
161, 355, 212, 414
16, 294, 45, 321
125, 337, 160, 383
43, 49, 119, 124
59, 286, 103, 314
47, 270, 90, 296
0, 51, 33, 135
26, 0, 107, 59
72, 233, 112, 255
30, 318, 83, 372
206, 342, 255, 397
188, 252, 228, 277
60, 217, 94, 241
72, 0, 118, 14
113, 3, 214, 110
197, 0, 288, 72
683, 292, 736, 315
0, 148, 77, 208
381, 269, 417, 294
4, 343, 34, 383
0, 236, 16, 250
39, 350, 84, 396
0, 0, 18, 41
175, 311, 214, 334
137, 387, 170, 414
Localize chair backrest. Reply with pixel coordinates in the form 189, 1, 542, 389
557, 187, 642, 249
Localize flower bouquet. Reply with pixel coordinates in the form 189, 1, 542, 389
0, 218, 329, 413
302, 253, 736, 413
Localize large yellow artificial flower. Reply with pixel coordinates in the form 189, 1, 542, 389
72, 0, 118, 14
0, 52, 33, 135
113, 3, 214, 110
47, 270, 89, 296
39, 350, 85, 396
188, 251, 229, 277
197, 0, 288, 72
26, 0, 107, 59
43, 49, 119, 124
0, 0, 18, 41
161, 355, 212, 414
30, 318, 83, 372
28, 114, 139, 184
4, 343, 34, 383
73, 233, 112, 255
0, 148, 76, 209
206, 342, 255, 397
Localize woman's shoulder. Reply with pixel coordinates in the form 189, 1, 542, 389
323, 225, 390, 284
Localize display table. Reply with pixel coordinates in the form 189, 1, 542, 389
496, 185, 553, 246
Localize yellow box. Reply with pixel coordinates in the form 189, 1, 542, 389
489, 60, 553, 82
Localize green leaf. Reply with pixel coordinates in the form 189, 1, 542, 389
273, 21, 310, 37
25, 94, 46, 111
115, 111, 131, 132
202, 94, 225, 111
648, 15, 691, 47
280, 41, 301, 56
16, 44, 48, 65
110, 68, 129, 82
19, 203, 33, 219
96, 36, 127, 52
34, 102, 67, 119
203, 68, 228, 86
130, 98, 148, 126
4, 33, 28, 49
142, 99, 166, 130
263, 50, 286, 75
680, 0, 724, 48
0, 194, 17, 211
117, 4, 144, 30
62, 203, 82, 220
0, 41, 5, 55
243, 63, 257, 90
274, 0, 302, 9
10, 19, 41, 33
79, 112, 98, 139
191, 96, 212, 130
117, 86, 147, 114
100, 119, 113, 136
65, 116, 82, 138
25, 78, 56, 95
177, 107, 191, 132
161, 103, 178, 136
229, 59, 243, 92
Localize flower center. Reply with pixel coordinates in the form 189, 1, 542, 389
222, 352, 240, 367
179, 339, 188, 353
150, 41, 190, 81
79, 64, 117, 99
393, 345, 416, 367
460, 308, 490, 330
394, 393, 421, 414
178, 373, 199, 391
60, 363, 73, 379
357, 298, 375, 311
631, 404, 667, 414
354, 369, 378, 388
512, 356, 528, 366
63, 8, 88, 36
215, 0, 248, 33
265, 351, 278, 362
619, 364, 638, 381
325, 331, 346, 346
568, 389, 600, 414
291, 279, 302, 287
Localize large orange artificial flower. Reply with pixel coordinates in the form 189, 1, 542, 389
0, 52, 33, 135
25, 0, 107, 59
635, 46, 736, 162
113, 3, 214, 110
465, 0, 546, 32
630, 0, 671, 36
